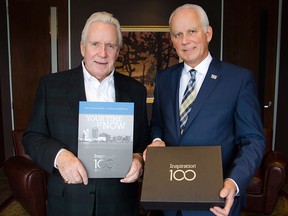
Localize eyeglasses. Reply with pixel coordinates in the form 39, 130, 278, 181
91, 42, 118, 54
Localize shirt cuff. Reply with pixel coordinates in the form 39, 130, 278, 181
152, 138, 162, 142
226, 178, 240, 196
54, 148, 65, 168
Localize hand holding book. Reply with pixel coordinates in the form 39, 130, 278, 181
56, 149, 88, 185
120, 153, 144, 183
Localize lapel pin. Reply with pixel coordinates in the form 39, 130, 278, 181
211, 74, 218, 79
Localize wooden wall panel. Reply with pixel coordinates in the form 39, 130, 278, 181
2, 0, 287, 160
275, 0, 288, 157
70, 0, 222, 68
0, 0, 13, 162
9, 0, 51, 130
9, 0, 68, 130
223, 0, 278, 129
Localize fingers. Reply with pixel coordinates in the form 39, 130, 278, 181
210, 180, 236, 216
65, 165, 88, 184
57, 149, 88, 185
120, 155, 143, 183
143, 149, 148, 161
210, 195, 234, 216
78, 166, 89, 185
120, 168, 139, 183
143, 140, 165, 161
62, 164, 88, 185
220, 179, 237, 198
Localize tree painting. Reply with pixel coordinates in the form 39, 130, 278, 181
115, 28, 179, 100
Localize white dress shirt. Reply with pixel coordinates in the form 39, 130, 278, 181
179, 53, 212, 105
82, 61, 115, 102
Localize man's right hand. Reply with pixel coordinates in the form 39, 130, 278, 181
56, 149, 88, 185
143, 140, 166, 161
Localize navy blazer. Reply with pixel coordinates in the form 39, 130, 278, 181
150, 58, 265, 215
23, 65, 149, 216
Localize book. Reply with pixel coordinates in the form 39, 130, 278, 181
78, 101, 134, 178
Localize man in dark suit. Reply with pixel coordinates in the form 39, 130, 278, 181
23, 11, 149, 216
144, 4, 265, 216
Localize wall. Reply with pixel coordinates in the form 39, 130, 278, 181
70, 0, 222, 67
275, 0, 288, 157
69, 0, 222, 131
0, 0, 13, 163
1, 0, 287, 162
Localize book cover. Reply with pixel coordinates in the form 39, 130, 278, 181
141, 146, 224, 210
78, 101, 134, 178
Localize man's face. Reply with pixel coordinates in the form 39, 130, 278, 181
80, 21, 119, 81
170, 8, 212, 68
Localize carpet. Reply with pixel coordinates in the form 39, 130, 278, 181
241, 194, 288, 216
1, 195, 288, 216
0, 198, 29, 216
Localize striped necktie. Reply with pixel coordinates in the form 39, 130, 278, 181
179, 69, 196, 134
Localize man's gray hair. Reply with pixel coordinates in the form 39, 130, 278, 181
81, 11, 123, 48
169, 4, 210, 33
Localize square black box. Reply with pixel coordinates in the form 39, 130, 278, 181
140, 146, 225, 210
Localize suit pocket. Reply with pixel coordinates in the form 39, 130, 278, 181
47, 175, 65, 197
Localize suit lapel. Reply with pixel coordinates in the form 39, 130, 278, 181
65, 69, 130, 119
66, 66, 86, 119
114, 72, 132, 102
182, 58, 222, 135
171, 64, 184, 138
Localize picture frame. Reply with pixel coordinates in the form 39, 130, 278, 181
115, 26, 179, 103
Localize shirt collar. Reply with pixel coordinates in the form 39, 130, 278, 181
183, 52, 212, 76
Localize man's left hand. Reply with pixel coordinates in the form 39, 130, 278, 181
120, 153, 143, 183
210, 179, 236, 216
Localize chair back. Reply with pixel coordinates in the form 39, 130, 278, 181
12, 130, 30, 159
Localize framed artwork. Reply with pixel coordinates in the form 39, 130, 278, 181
115, 26, 179, 103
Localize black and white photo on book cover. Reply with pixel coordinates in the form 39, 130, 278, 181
78, 101, 134, 178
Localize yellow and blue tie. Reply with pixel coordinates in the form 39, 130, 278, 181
179, 69, 196, 134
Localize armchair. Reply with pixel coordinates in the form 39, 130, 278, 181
3, 129, 287, 216
3, 130, 48, 216
242, 128, 288, 214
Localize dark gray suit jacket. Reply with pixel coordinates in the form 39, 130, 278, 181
23, 65, 149, 216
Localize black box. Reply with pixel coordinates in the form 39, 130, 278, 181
140, 146, 225, 210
